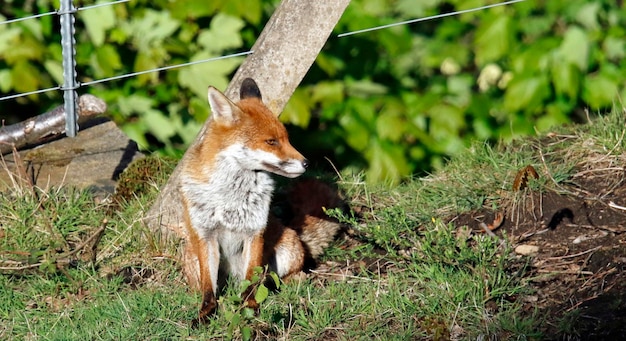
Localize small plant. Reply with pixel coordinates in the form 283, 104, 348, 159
217, 266, 281, 340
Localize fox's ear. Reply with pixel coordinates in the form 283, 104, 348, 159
240, 78, 262, 100
208, 86, 237, 124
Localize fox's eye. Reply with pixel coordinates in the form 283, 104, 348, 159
266, 139, 278, 146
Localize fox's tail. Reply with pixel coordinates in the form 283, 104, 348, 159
285, 178, 344, 259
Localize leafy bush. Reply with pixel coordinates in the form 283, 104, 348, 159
288, 0, 626, 183
1, 0, 624, 183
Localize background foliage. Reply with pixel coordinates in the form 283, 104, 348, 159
0, 0, 624, 183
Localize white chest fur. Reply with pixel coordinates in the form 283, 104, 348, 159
181, 147, 275, 237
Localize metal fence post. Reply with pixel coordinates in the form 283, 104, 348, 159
59, 0, 78, 137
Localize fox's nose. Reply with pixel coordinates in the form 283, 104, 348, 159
302, 159, 309, 169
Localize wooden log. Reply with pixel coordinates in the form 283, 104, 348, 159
145, 0, 350, 239
0, 94, 107, 155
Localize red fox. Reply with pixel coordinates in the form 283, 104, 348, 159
180, 78, 341, 322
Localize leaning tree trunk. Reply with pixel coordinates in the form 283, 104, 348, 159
144, 0, 351, 239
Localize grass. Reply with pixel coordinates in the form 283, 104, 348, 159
1, 107, 625, 340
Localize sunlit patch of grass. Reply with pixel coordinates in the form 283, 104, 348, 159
2, 107, 625, 339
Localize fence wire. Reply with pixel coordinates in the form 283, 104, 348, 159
0, 0, 253, 137
338, 0, 526, 37
0, 0, 130, 26
1, 0, 527, 136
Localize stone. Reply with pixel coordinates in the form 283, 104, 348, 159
0, 118, 143, 196
515, 244, 540, 256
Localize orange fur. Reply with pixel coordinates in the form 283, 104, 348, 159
180, 79, 341, 323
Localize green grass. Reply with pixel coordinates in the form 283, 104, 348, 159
1, 107, 625, 340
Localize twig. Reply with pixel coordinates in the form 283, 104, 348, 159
595, 127, 626, 164
58, 219, 107, 259
536, 269, 593, 275
546, 246, 601, 261
573, 167, 625, 178
566, 282, 617, 312
538, 149, 560, 188
608, 201, 626, 211
580, 267, 617, 291
308, 270, 379, 282
565, 223, 625, 234
0, 94, 106, 155
0, 219, 107, 271
479, 222, 497, 237
0, 263, 42, 271
324, 156, 343, 182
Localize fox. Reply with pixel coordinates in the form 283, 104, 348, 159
179, 78, 341, 323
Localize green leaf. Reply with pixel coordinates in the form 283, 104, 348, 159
395, 0, 439, 18
315, 53, 345, 77
446, 75, 473, 107
144, 109, 177, 143
557, 26, 589, 71
376, 107, 406, 142
227, 311, 240, 325
0, 28, 21, 56
575, 3, 600, 30
121, 122, 150, 149
117, 95, 154, 117
43, 60, 64, 85
0, 69, 11, 92
189, 97, 210, 122
90, 44, 122, 78
365, 139, 410, 185
241, 326, 252, 341
197, 14, 245, 53
2, 34, 45, 64
242, 307, 256, 319
169, 104, 202, 145
168, 0, 218, 20
582, 74, 618, 110
429, 104, 464, 138
282, 88, 312, 128
428, 104, 466, 154
346, 80, 388, 97
239, 279, 252, 292
269, 272, 281, 289
80, 1, 116, 46
223, 0, 263, 25
475, 16, 513, 65
339, 111, 371, 152
254, 284, 269, 304
11, 61, 40, 93
123, 10, 180, 51
19, 17, 43, 41
133, 48, 169, 84
551, 61, 580, 99
311, 81, 345, 107
510, 38, 559, 74
536, 101, 571, 131
604, 36, 626, 61
178, 51, 244, 99
503, 76, 550, 113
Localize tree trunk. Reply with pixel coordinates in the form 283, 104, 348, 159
144, 0, 350, 239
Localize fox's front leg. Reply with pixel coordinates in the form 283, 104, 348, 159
194, 234, 220, 323
241, 233, 265, 311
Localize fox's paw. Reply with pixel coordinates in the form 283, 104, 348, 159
243, 290, 261, 316
191, 294, 218, 327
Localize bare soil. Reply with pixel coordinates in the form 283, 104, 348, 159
456, 166, 626, 340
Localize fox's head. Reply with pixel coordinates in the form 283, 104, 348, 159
206, 78, 308, 178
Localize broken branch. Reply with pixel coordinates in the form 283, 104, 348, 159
0, 94, 107, 155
